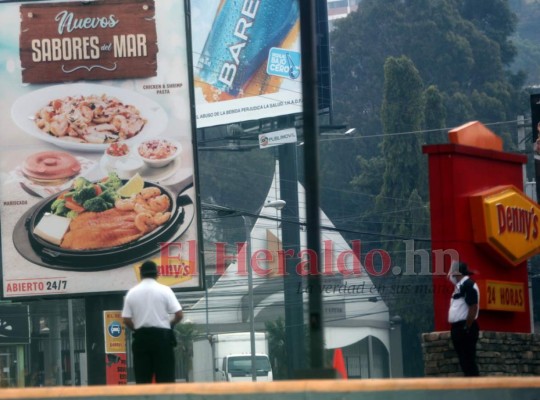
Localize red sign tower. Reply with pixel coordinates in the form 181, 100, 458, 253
423, 121, 536, 333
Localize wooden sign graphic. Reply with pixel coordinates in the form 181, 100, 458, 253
20, 0, 157, 84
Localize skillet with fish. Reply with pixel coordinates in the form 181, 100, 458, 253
13, 173, 194, 270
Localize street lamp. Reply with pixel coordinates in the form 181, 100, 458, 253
243, 200, 287, 381
264, 199, 286, 210
239, 213, 256, 382
204, 201, 285, 382
263, 196, 306, 378
389, 315, 403, 377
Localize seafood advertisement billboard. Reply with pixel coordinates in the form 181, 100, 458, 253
190, 0, 304, 128
0, 0, 202, 298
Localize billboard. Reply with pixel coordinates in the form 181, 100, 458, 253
531, 94, 540, 203
0, 0, 202, 298
189, 0, 303, 128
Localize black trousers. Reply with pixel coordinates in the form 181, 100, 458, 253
132, 327, 176, 383
450, 320, 479, 376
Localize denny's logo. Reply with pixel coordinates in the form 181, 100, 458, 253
470, 185, 540, 266
134, 256, 193, 287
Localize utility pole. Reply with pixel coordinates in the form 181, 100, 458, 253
299, 0, 328, 376
278, 134, 306, 377
518, 115, 537, 202
518, 115, 528, 188
518, 115, 538, 333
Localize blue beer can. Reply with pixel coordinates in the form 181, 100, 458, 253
196, 0, 300, 101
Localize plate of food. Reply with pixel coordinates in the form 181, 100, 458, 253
12, 150, 96, 198
13, 172, 194, 270
11, 83, 168, 152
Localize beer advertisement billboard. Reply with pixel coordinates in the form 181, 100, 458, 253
189, 0, 303, 128
531, 94, 540, 203
0, 0, 202, 299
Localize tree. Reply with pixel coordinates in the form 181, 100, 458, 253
459, 0, 518, 64
510, 0, 540, 85
424, 85, 447, 145
354, 57, 433, 377
326, 0, 528, 376
325, 0, 526, 280
265, 318, 288, 380
330, 0, 526, 148
375, 56, 430, 290
376, 55, 426, 225
265, 317, 310, 380
174, 322, 198, 381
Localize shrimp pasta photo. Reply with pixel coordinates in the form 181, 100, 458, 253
11, 83, 168, 152
33, 93, 147, 144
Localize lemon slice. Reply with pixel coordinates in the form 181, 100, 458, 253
117, 173, 144, 197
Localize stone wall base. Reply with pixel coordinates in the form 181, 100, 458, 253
422, 331, 540, 377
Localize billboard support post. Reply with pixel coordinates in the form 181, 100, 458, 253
68, 299, 76, 386
278, 138, 306, 377
298, 0, 333, 378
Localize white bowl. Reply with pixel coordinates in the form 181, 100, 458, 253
104, 142, 131, 167
137, 138, 182, 168
115, 157, 144, 179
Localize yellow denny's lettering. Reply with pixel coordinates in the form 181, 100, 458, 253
470, 185, 540, 266
496, 204, 539, 240
134, 256, 193, 286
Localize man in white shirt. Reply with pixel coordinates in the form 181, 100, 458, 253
122, 260, 183, 383
448, 261, 480, 376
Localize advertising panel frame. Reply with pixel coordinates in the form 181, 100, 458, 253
0, 0, 205, 300
188, 0, 304, 128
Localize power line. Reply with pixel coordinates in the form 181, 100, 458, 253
203, 206, 431, 242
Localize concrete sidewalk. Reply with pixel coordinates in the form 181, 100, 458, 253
1, 377, 540, 400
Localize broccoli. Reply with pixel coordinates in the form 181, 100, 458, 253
50, 199, 68, 216
51, 198, 64, 213
55, 206, 69, 217
66, 210, 80, 219
72, 176, 92, 191
72, 185, 98, 205
102, 172, 122, 190
83, 196, 110, 212
99, 188, 119, 204
62, 190, 76, 199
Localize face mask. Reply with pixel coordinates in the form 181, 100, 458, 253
449, 275, 458, 285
